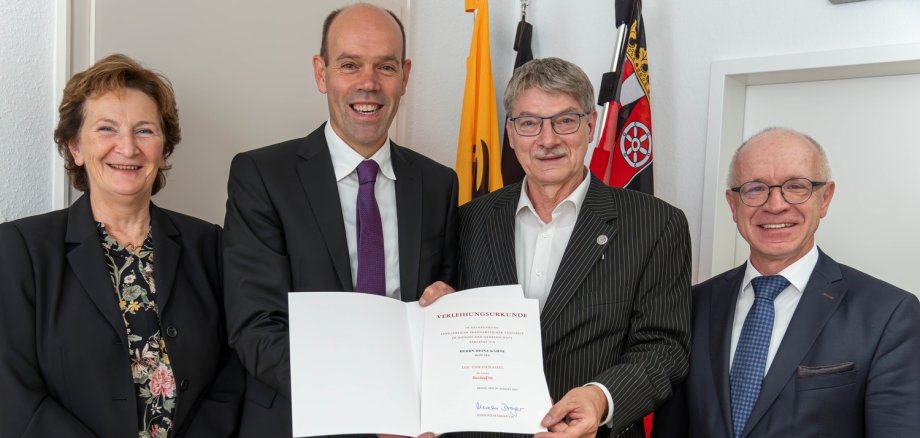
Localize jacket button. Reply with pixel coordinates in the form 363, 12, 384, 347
166, 325, 178, 338
179, 379, 190, 392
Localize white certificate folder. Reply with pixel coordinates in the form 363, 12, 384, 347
288, 285, 553, 437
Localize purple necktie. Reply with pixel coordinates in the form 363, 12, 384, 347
355, 160, 385, 295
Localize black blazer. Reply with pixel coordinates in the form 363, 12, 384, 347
0, 194, 243, 437
652, 250, 920, 438
223, 124, 459, 437
457, 176, 692, 438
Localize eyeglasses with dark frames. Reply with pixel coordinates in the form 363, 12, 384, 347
730, 178, 827, 207
508, 112, 588, 137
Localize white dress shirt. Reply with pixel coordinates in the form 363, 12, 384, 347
514, 174, 590, 310
325, 122, 401, 300
514, 173, 614, 426
730, 244, 819, 374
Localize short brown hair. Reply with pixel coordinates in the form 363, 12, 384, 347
54, 53, 180, 195
320, 3, 406, 63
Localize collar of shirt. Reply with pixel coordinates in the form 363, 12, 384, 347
514, 170, 591, 224
324, 121, 396, 182
730, 244, 820, 372
741, 244, 820, 296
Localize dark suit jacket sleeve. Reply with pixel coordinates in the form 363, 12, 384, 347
439, 173, 460, 289
223, 152, 295, 398
595, 208, 692, 431
180, 224, 246, 437
182, 343, 246, 437
649, 382, 689, 438
866, 292, 920, 435
0, 223, 96, 437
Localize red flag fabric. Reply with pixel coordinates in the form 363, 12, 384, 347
588, 0, 653, 194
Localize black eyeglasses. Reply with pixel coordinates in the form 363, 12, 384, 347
508, 112, 588, 136
730, 178, 827, 207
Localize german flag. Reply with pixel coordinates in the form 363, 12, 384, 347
456, 0, 503, 205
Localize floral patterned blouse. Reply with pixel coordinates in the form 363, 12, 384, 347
98, 223, 176, 438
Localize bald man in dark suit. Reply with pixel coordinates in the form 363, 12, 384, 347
222, 4, 458, 437
652, 128, 920, 438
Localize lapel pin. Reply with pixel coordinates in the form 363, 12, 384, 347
596, 235, 608, 245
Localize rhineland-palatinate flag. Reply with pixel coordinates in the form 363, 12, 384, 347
499, 11, 534, 186
588, 0, 654, 194
456, 0, 503, 205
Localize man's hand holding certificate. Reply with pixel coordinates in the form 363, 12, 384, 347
288, 285, 553, 436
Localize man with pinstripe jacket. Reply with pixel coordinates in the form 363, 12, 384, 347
424, 58, 691, 438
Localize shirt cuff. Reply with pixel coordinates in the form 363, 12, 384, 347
584, 382, 614, 427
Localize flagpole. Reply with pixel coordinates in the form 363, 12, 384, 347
594, 22, 630, 149
594, 0, 639, 158
589, 0, 653, 193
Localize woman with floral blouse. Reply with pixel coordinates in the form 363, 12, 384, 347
0, 54, 243, 437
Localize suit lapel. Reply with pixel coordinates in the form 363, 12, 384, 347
150, 204, 180, 312
392, 143, 422, 301
709, 265, 745, 436
485, 184, 519, 286
296, 126, 353, 291
64, 195, 127, 342
541, 177, 617, 331
743, 250, 846, 436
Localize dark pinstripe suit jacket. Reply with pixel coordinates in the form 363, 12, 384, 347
457, 176, 692, 438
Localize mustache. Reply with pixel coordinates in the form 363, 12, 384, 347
533, 146, 568, 159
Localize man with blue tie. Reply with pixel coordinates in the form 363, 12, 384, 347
652, 127, 920, 437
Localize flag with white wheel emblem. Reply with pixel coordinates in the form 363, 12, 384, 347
588, 0, 653, 194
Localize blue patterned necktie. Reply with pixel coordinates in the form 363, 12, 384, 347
729, 275, 790, 438
355, 160, 385, 295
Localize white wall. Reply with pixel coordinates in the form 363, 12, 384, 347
0, 0, 54, 222
737, 73, 920, 293
88, 0, 404, 226
645, 0, 920, 281
403, 1, 617, 166
3, 0, 920, 282
406, 0, 920, 282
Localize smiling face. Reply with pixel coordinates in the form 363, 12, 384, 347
726, 131, 835, 274
312, 4, 411, 157
68, 88, 165, 205
508, 87, 597, 198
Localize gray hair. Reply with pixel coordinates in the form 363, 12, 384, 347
727, 126, 832, 187
503, 57, 595, 115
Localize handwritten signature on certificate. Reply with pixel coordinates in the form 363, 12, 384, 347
476, 402, 526, 418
